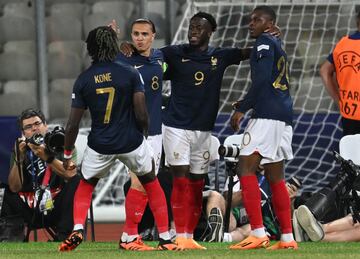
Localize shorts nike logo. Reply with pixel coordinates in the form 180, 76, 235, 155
134, 65, 144, 69
181, 58, 190, 62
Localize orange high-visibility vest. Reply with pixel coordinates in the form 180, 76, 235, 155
333, 36, 360, 120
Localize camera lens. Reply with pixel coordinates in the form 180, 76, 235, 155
218, 144, 241, 158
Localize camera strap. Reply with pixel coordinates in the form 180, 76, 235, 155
27, 150, 38, 191
41, 166, 52, 187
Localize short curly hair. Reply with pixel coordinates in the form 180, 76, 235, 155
191, 12, 217, 32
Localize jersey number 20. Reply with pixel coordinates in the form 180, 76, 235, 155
273, 56, 289, 91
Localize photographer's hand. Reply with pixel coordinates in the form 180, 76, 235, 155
286, 183, 298, 199
27, 143, 48, 161
63, 158, 76, 171
230, 111, 244, 132
15, 138, 27, 161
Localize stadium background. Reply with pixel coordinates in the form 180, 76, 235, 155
0, 0, 358, 229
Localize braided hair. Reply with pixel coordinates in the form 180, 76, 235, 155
86, 26, 119, 63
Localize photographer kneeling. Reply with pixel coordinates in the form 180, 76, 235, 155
0, 108, 80, 241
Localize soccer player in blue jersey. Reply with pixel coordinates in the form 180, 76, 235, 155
229, 6, 297, 250
58, 26, 181, 252
160, 12, 252, 250
113, 19, 167, 250
119, 12, 280, 250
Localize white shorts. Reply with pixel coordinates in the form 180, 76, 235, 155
239, 118, 293, 164
81, 138, 154, 179
147, 134, 162, 175
163, 125, 211, 175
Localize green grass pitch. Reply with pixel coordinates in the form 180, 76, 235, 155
1, 241, 360, 259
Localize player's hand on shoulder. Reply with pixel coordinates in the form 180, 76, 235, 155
230, 111, 244, 132
120, 41, 136, 57
108, 19, 121, 36
265, 24, 281, 38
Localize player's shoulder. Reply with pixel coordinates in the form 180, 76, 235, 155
114, 59, 138, 74
256, 33, 277, 45
255, 33, 279, 51
213, 46, 241, 55
115, 52, 127, 62
160, 44, 186, 54
150, 48, 165, 62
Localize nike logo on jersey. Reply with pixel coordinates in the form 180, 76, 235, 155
134, 65, 144, 69
181, 58, 191, 62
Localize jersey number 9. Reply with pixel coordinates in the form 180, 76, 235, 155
194, 71, 204, 86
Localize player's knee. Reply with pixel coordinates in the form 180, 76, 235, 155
130, 178, 146, 191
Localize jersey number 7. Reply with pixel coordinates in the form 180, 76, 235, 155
96, 87, 115, 124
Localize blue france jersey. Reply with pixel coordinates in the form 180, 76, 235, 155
71, 61, 145, 154
161, 44, 244, 131
236, 34, 293, 125
116, 49, 163, 135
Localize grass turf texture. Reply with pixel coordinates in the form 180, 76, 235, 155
1, 241, 360, 259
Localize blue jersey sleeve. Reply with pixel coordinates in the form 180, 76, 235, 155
71, 76, 87, 109
131, 69, 145, 93
160, 45, 173, 63
237, 35, 274, 113
223, 47, 246, 65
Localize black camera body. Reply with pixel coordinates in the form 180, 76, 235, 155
44, 126, 65, 154
305, 151, 360, 221
25, 133, 44, 146
25, 126, 65, 154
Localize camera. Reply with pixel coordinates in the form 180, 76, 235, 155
44, 126, 65, 154
304, 151, 360, 221
218, 144, 241, 158
25, 133, 44, 146
25, 126, 65, 154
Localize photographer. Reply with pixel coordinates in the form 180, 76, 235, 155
293, 152, 360, 242
0, 108, 79, 241
198, 167, 300, 243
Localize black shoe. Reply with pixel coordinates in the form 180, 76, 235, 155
205, 208, 223, 242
